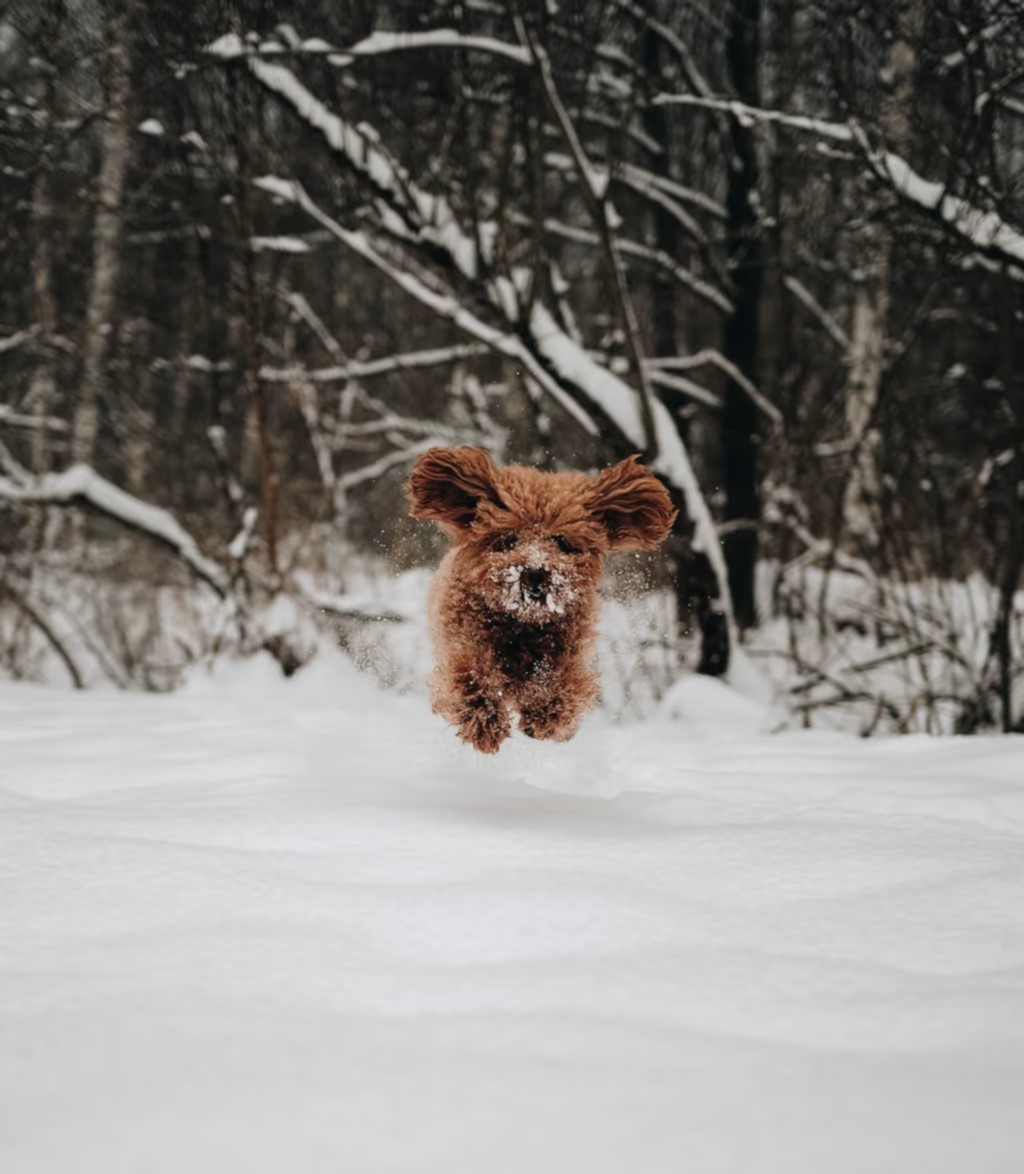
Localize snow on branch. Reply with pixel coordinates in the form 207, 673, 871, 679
647, 369, 722, 410
783, 276, 851, 352
938, 21, 1005, 75
230, 50, 488, 281
510, 212, 733, 313
0, 465, 228, 596
249, 235, 311, 253
648, 350, 783, 427
254, 176, 598, 435
336, 439, 441, 493
617, 161, 726, 220
530, 305, 734, 625
544, 152, 710, 242
276, 288, 344, 360
655, 93, 1024, 269
613, 0, 724, 88
514, 13, 660, 461
207, 28, 531, 68
653, 93, 853, 141
0, 405, 69, 432
261, 343, 487, 384
0, 327, 39, 354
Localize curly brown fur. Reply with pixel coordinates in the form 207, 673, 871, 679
407, 447, 676, 754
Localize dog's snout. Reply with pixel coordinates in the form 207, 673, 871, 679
521, 567, 548, 598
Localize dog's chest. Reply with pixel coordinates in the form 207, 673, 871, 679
486, 616, 566, 680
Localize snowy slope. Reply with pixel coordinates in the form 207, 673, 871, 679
2, 653, 1024, 1173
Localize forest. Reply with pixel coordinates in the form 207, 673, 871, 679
1, 0, 1023, 733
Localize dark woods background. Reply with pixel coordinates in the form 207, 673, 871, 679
1, 0, 1023, 731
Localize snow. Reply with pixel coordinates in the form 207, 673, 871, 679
330, 29, 531, 68
204, 26, 531, 68
3, 655, 1024, 1173
248, 234, 311, 253
180, 130, 208, 152
261, 343, 487, 384
879, 150, 1024, 265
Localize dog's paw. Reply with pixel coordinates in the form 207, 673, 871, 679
518, 704, 578, 743
458, 700, 511, 754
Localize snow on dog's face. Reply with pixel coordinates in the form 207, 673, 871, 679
407, 447, 677, 625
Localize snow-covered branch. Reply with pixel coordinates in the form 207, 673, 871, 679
276, 288, 344, 360
249, 235, 311, 253
514, 13, 660, 461
509, 212, 733, 314
207, 28, 531, 69
938, 21, 1005, 75
617, 161, 726, 220
0, 465, 228, 596
0, 405, 69, 432
783, 276, 851, 353
261, 344, 487, 384
336, 439, 440, 493
647, 369, 721, 410
0, 327, 39, 354
648, 350, 782, 427
254, 177, 599, 436
543, 151, 711, 242
655, 93, 1024, 269
530, 306, 734, 628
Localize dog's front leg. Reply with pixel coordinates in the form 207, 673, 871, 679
517, 658, 599, 743
431, 657, 511, 754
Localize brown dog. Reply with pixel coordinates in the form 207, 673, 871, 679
406, 447, 676, 753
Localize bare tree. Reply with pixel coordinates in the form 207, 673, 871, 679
71, 0, 134, 467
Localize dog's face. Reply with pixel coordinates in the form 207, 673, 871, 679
407, 447, 676, 625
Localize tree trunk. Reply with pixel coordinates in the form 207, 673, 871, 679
992, 268, 1024, 733
841, 233, 890, 546
642, 20, 729, 676
228, 30, 279, 580
71, 1, 133, 468
28, 0, 65, 476
722, 0, 763, 629
841, 0, 925, 552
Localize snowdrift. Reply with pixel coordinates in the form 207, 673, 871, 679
2, 654, 1024, 1173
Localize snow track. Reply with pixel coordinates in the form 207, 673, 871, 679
2, 655, 1024, 1173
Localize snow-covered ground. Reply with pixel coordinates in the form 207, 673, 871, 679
3, 651, 1024, 1173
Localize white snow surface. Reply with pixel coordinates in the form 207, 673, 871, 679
3, 655, 1024, 1173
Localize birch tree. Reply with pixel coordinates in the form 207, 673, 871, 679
71, 0, 134, 467
840, 0, 926, 552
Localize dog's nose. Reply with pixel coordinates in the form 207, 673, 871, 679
521, 567, 548, 599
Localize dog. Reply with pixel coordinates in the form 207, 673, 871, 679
406, 447, 676, 753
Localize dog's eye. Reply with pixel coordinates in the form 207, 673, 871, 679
552, 535, 578, 555
493, 532, 518, 552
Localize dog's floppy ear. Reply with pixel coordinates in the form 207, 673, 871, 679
407, 447, 504, 533
586, 455, 677, 551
